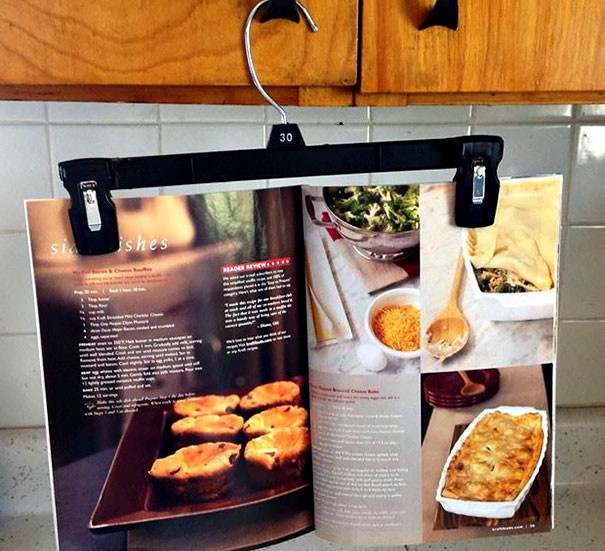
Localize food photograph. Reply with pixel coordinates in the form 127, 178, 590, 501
90, 378, 311, 532
26, 187, 314, 551
303, 184, 421, 375
420, 176, 561, 373
420, 364, 553, 543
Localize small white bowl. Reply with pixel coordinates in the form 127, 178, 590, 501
365, 287, 421, 360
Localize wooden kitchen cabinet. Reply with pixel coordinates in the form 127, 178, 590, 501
1, 0, 604, 105
360, 0, 605, 103
0, 0, 357, 103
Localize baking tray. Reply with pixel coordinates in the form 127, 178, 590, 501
89, 404, 310, 533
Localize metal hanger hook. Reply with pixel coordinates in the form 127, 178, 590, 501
244, 0, 319, 124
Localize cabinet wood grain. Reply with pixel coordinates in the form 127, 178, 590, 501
0, 0, 357, 87
354, 91, 605, 106
361, 0, 605, 94
0, 84, 355, 106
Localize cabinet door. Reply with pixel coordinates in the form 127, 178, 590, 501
0, 0, 357, 87
361, 0, 605, 94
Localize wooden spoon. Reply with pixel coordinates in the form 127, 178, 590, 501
425, 251, 470, 362
458, 371, 486, 397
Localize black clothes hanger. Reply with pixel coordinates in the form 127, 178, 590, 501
60, 0, 503, 255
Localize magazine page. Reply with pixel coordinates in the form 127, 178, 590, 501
303, 176, 560, 546
26, 188, 312, 551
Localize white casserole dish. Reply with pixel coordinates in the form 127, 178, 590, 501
462, 243, 555, 322
435, 406, 549, 519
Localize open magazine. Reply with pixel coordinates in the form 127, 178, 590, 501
26, 175, 560, 550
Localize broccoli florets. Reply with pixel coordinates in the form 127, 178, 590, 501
333, 184, 420, 232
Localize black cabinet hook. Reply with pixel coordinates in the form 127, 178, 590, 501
260, 0, 301, 23
419, 0, 459, 31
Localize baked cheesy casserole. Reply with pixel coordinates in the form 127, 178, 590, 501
442, 411, 544, 502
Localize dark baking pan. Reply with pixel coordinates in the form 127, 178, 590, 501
89, 404, 310, 533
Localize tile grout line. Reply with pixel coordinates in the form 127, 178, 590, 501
570, 116, 605, 124
567, 223, 605, 229
562, 121, 581, 227
558, 319, 605, 324
156, 104, 165, 195
471, 119, 576, 127
2, 117, 600, 125
13, 119, 267, 126
261, 107, 268, 188
2, 117, 601, 126
3, 118, 601, 127
0, 119, 47, 126
44, 103, 62, 198
368, 120, 375, 184
42, 102, 56, 199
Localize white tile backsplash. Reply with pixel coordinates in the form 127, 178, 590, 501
372, 124, 470, 142
0, 101, 605, 432
557, 321, 605, 406
0, 335, 44, 427
559, 227, 605, 320
0, 234, 36, 335
50, 124, 161, 197
371, 106, 472, 124
0, 125, 52, 231
568, 126, 605, 224
47, 102, 158, 124
471, 124, 572, 178
473, 105, 573, 123
267, 106, 370, 125
578, 104, 605, 118
296, 123, 369, 146
0, 102, 46, 123
161, 122, 265, 153
160, 104, 264, 123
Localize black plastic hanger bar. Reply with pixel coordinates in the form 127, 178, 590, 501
60, 135, 504, 255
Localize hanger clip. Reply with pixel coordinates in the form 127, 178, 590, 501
60, 158, 120, 255
454, 136, 504, 227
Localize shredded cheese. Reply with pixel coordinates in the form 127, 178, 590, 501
372, 304, 420, 352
